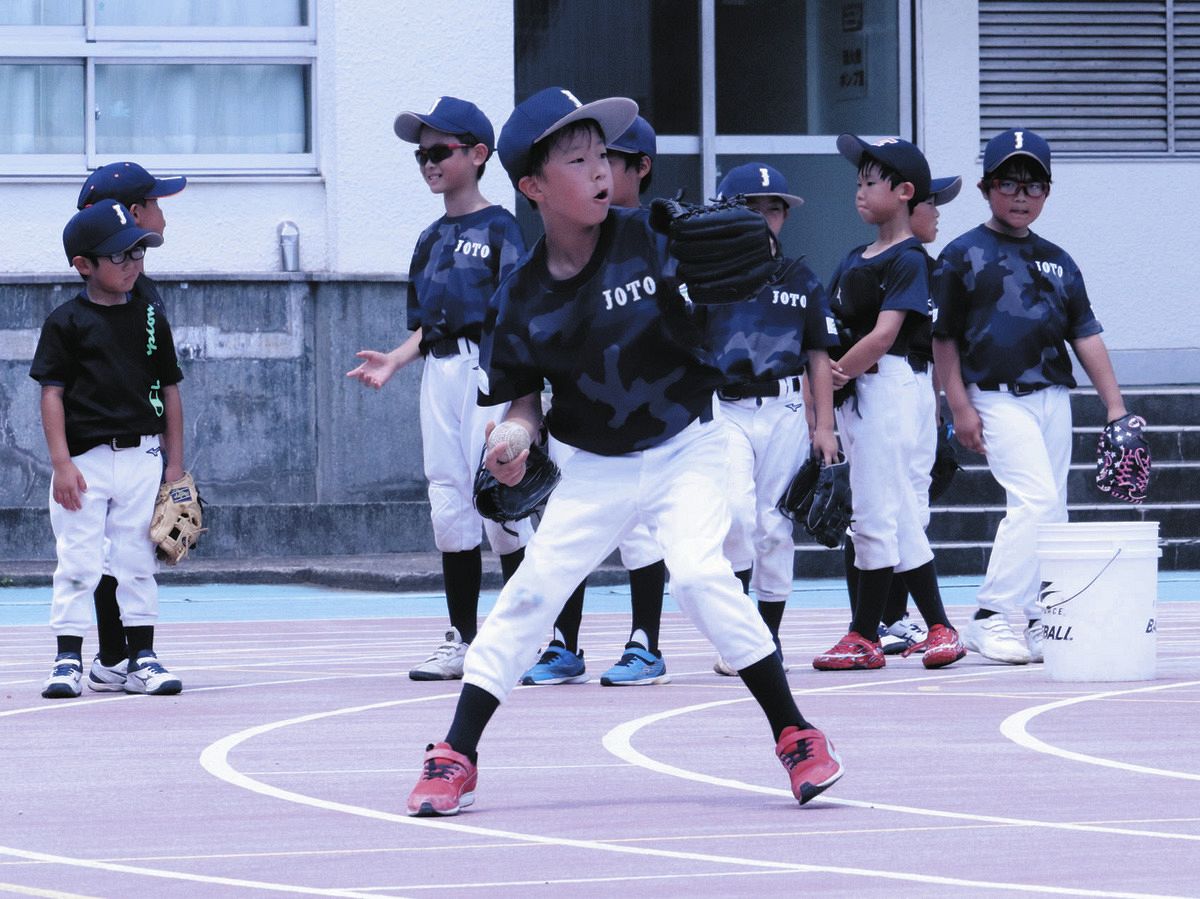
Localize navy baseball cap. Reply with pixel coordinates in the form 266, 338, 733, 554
63, 198, 164, 263
983, 127, 1052, 178
393, 96, 495, 156
717, 162, 804, 208
608, 115, 656, 158
929, 175, 962, 206
498, 87, 638, 189
836, 134, 931, 203
77, 162, 186, 211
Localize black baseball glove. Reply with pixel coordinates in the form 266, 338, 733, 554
1096, 412, 1151, 504
929, 418, 961, 502
777, 455, 821, 523
473, 442, 561, 526
777, 453, 851, 549
649, 194, 779, 304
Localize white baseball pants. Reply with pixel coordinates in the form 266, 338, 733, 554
720, 390, 810, 603
463, 417, 778, 700
420, 342, 532, 554
48, 437, 162, 635
970, 384, 1072, 619
837, 355, 933, 572
911, 369, 937, 529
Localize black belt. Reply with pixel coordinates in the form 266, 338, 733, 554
977, 382, 1046, 397
427, 336, 473, 358
69, 434, 145, 456
718, 375, 802, 401
908, 355, 930, 374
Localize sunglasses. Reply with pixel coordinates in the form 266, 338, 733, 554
101, 245, 147, 265
414, 143, 473, 166
990, 178, 1049, 198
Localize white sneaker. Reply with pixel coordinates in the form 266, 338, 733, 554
1024, 620, 1045, 663
879, 616, 928, 655
410, 628, 468, 681
963, 616, 1031, 665
88, 656, 129, 692
713, 655, 737, 677
124, 652, 183, 695
42, 657, 83, 699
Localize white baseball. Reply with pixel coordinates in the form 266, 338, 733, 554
488, 420, 531, 463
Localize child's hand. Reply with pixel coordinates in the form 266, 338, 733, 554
483, 422, 529, 486
812, 428, 839, 465
346, 350, 398, 389
163, 462, 184, 484
830, 363, 851, 390
953, 406, 986, 455
51, 461, 87, 511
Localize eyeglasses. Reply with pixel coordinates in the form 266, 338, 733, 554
990, 178, 1049, 198
414, 143, 472, 166
102, 245, 147, 264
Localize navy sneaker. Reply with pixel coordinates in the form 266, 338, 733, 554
124, 651, 183, 695
41, 655, 83, 699
520, 641, 587, 685
878, 616, 927, 655
600, 643, 669, 686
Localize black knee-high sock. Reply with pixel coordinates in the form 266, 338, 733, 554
734, 567, 752, 594
499, 547, 524, 582
55, 635, 83, 658
758, 600, 785, 638
843, 540, 859, 618
881, 576, 910, 627
738, 654, 811, 742
553, 580, 586, 653
849, 567, 893, 638
444, 683, 499, 764
124, 625, 154, 663
93, 575, 127, 664
901, 560, 950, 629
442, 547, 482, 642
627, 560, 665, 651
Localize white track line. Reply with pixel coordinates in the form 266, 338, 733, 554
197, 689, 1187, 897
999, 680, 1200, 779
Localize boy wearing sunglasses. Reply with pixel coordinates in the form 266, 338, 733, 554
348, 97, 531, 679
32, 200, 186, 698
74, 161, 187, 694
932, 128, 1131, 664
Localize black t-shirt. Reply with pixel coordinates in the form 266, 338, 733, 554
828, 237, 931, 359
30, 290, 183, 455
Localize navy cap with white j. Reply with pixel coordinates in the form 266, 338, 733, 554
929, 175, 962, 207
608, 115, 657, 159
63, 199, 164, 263
983, 127, 1052, 179
717, 162, 804, 208
497, 87, 638, 189
77, 162, 187, 211
393, 96, 496, 155
836, 134, 932, 203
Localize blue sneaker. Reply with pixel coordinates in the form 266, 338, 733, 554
520, 642, 588, 685
600, 643, 669, 686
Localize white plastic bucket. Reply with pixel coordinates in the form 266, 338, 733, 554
1035, 521, 1160, 682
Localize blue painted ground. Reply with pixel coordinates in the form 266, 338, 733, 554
1, 573, 1196, 627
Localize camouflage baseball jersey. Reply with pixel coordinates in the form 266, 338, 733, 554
705, 257, 838, 383
828, 236, 931, 357
479, 206, 722, 456
932, 224, 1102, 389
407, 204, 525, 351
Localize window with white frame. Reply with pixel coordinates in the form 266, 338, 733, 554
0, 0, 316, 174
513, 0, 912, 278
980, 0, 1200, 154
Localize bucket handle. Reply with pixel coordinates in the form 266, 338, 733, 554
1038, 548, 1122, 611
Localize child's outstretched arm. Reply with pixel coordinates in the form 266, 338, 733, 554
932, 336, 985, 454
347, 328, 423, 389
41, 385, 86, 511
1072, 334, 1128, 422
162, 383, 185, 483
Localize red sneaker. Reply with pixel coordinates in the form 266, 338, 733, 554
406, 742, 477, 816
776, 726, 844, 804
812, 632, 885, 670
904, 623, 967, 669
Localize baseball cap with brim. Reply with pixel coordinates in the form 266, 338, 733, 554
717, 162, 804, 208
393, 95, 496, 156
77, 161, 186, 211
836, 134, 931, 203
929, 175, 962, 206
498, 87, 638, 189
608, 115, 657, 158
63, 198, 164, 263
983, 127, 1052, 179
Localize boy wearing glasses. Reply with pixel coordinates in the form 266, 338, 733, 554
32, 200, 186, 698
348, 97, 531, 679
75, 161, 187, 693
404, 87, 843, 817
932, 128, 1130, 664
